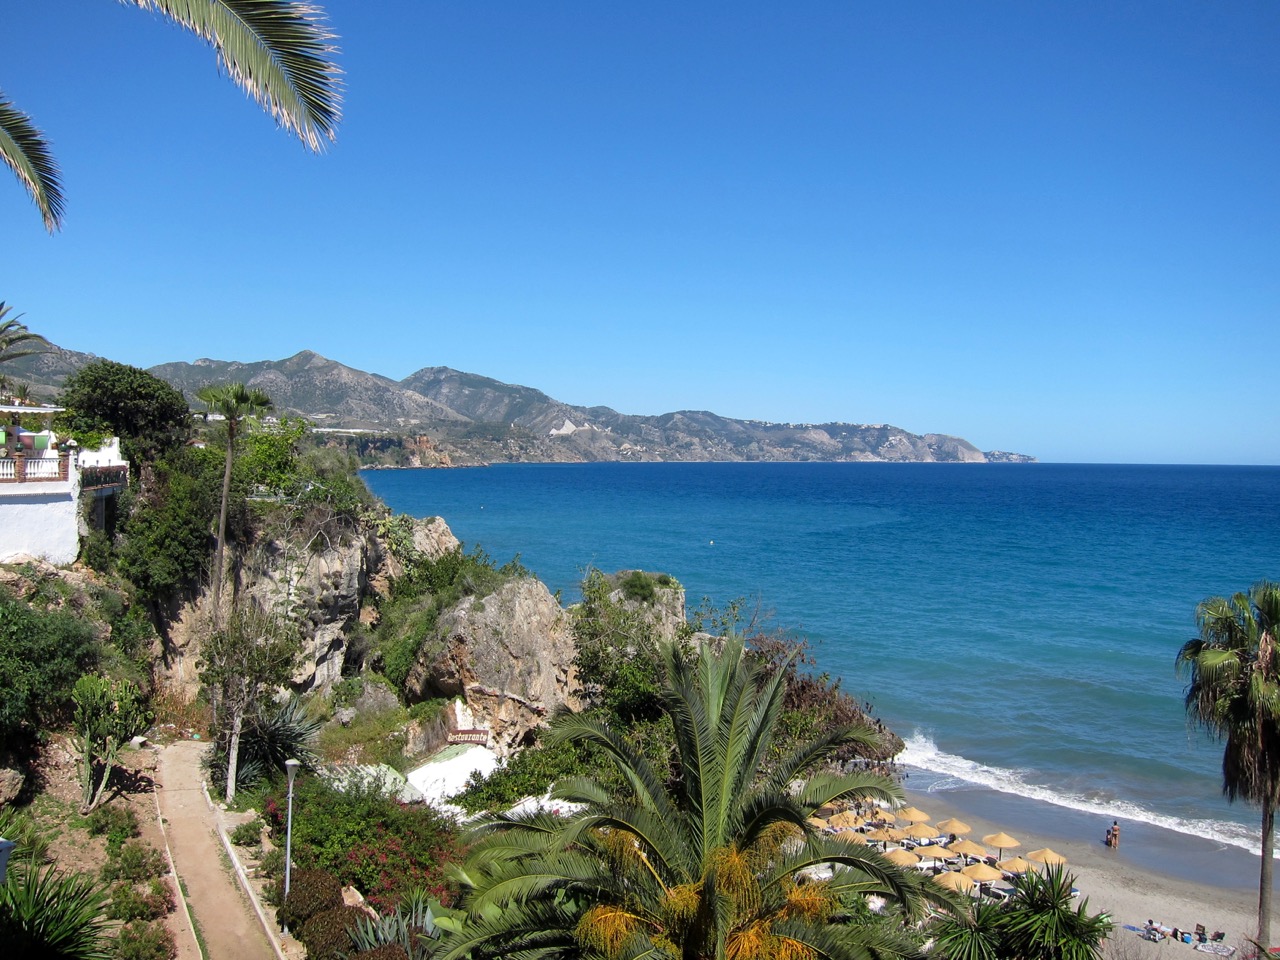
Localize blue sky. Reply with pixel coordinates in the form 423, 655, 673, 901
3, 2, 1277, 463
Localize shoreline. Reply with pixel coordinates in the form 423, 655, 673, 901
900, 773, 1273, 953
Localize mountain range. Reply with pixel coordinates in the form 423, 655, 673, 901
7, 345, 1034, 465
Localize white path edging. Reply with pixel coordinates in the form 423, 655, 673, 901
151, 773, 205, 960
200, 780, 289, 960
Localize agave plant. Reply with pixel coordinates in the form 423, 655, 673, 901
348, 886, 445, 960
0, 854, 113, 959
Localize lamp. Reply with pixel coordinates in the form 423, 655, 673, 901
283, 758, 302, 934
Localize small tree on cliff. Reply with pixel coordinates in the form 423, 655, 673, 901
199, 605, 298, 803
198, 382, 271, 621
73, 675, 152, 812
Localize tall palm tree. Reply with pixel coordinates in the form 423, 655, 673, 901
1177, 580, 1280, 947
2, 0, 341, 233
198, 382, 271, 621
443, 638, 957, 960
0, 303, 49, 365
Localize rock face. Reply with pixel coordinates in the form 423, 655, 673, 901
404, 578, 580, 756
608, 572, 686, 642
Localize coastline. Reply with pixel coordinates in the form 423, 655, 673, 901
900, 774, 1273, 953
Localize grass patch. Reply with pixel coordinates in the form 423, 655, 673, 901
177, 876, 209, 957
317, 706, 412, 770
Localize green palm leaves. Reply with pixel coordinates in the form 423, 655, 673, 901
0, 303, 49, 365
1177, 580, 1280, 946
446, 638, 952, 960
4, 1, 341, 232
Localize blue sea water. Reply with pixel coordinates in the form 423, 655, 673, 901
362, 462, 1280, 861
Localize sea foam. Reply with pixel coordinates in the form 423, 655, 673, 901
900, 731, 1267, 858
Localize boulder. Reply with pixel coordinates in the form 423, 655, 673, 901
405, 578, 580, 756
0, 763, 24, 807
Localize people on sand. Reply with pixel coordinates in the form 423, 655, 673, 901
1112, 820, 1120, 848
1105, 825, 1114, 847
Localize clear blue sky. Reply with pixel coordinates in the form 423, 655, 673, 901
3, 1, 1277, 463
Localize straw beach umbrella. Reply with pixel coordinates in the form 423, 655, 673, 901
961, 862, 1004, 884
997, 856, 1033, 873
1027, 847, 1067, 866
806, 816, 829, 829
933, 871, 975, 895
864, 828, 894, 846
836, 831, 868, 845
982, 832, 1020, 859
885, 847, 921, 867
936, 817, 972, 836
829, 811, 860, 829
947, 838, 988, 860
896, 806, 931, 823
903, 822, 940, 841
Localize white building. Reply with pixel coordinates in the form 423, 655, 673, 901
0, 405, 129, 566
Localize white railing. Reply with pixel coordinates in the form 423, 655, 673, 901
24, 459, 62, 479
0, 460, 13, 481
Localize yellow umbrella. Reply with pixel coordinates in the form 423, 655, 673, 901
997, 856, 1033, 875
864, 828, 894, 844
885, 827, 910, 842
836, 831, 868, 845
1027, 847, 1067, 866
982, 832, 1020, 859
806, 816, 829, 829
829, 811, 861, 829
961, 862, 1004, 883
936, 817, 972, 835
933, 871, 975, 894
947, 838, 988, 859
903, 822, 940, 840
896, 806, 931, 823
885, 847, 921, 867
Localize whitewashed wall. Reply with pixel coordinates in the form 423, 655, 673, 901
0, 481, 80, 565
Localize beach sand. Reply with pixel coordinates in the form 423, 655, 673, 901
901, 782, 1275, 957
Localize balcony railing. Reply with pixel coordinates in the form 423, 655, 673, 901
80, 464, 129, 491
0, 453, 70, 483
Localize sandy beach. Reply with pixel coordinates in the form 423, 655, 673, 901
901, 783, 1274, 957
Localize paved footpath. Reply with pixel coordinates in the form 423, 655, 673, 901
157, 740, 275, 960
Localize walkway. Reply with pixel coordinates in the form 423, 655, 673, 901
156, 740, 275, 960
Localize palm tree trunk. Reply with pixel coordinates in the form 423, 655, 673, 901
225, 703, 244, 805
210, 428, 235, 623
1261, 795, 1274, 947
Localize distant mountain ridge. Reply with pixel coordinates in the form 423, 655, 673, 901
7, 347, 1035, 464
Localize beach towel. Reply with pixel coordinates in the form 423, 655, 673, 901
1193, 944, 1235, 958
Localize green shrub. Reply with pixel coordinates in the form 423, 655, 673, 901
107, 878, 173, 922
0, 856, 113, 957
230, 818, 262, 846
256, 847, 284, 880
299, 905, 369, 960
114, 918, 177, 960
0, 805, 51, 861
88, 804, 141, 854
353, 945, 411, 960
277, 868, 343, 932
0, 585, 100, 743
101, 841, 165, 883
618, 570, 657, 603
263, 778, 461, 911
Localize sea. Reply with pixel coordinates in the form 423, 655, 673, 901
362, 461, 1280, 888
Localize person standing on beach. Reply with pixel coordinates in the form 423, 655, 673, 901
1111, 820, 1120, 848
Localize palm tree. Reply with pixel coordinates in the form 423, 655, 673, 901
1177, 581, 1280, 947
930, 866, 1110, 960
443, 637, 957, 960
2, 0, 341, 233
197, 382, 272, 621
0, 303, 49, 365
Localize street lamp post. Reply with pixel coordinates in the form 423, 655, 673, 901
283, 758, 301, 933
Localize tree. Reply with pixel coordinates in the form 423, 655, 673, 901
444, 637, 954, 960
198, 604, 299, 803
72, 675, 152, 813
2, 0, 341, 233
0, 302, 48, 365
930, 866, 1111, 960
1177, 580, 1280, 947
57, 359, 192, 466
197, 382, 272, 620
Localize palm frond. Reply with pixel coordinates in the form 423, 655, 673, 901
125, 0, 341, 150
0, 96, 64, 232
